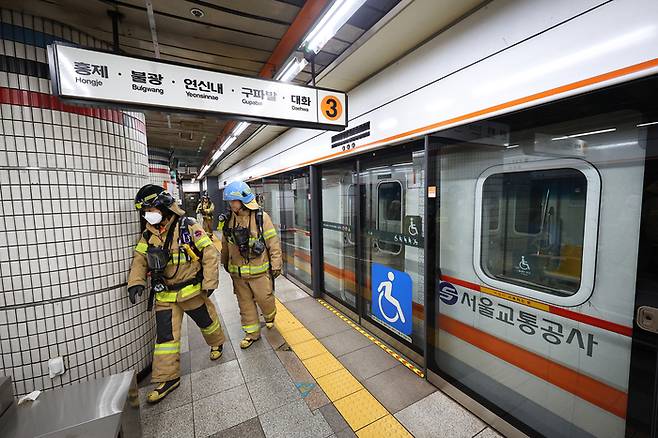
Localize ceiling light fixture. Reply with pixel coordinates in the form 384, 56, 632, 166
232, 121, 249, 138
211, 146, 224, 161
220, 136, 236, 151
303, 0, 367, 54
190, 8, 205, 18
275, 0, 366, 83
551, 127, 616, 141
198, 164, 209, 179
203, 121, 250, 174
274, 57, 308, 82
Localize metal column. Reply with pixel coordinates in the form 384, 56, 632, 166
354, 159, 363, 322
309, 165, 323, 298
423, 136, 439, 372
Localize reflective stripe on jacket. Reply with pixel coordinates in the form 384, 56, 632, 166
155, 282, 202, 303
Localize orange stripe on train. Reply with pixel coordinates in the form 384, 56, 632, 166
439, 313, 627, 419
287, 251, 632, 337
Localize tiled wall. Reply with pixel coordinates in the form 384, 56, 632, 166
148, 159, 171, 187
148, 151, 180, 203
0, 9, 155, 396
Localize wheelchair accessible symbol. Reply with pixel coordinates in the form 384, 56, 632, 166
371, 263, 412, 335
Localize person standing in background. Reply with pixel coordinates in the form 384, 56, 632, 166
196, 192, 215, 237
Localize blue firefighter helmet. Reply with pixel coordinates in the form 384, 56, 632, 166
223, 181, 260, 210
223, 181, 254, 202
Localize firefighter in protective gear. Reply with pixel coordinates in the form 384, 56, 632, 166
128, 184, 226, 403
221, 181, 282, 349
196, 193, 215, 237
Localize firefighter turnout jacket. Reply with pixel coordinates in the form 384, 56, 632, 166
128, 215, 219, 302
221, 208, 282, 278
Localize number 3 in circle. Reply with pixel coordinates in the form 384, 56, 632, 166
321, 95, 342, 121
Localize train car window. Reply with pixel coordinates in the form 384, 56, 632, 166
377, 181, 403, 253
480, 168, 587, 296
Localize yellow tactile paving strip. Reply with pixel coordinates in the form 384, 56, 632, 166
334, 389, 390, 430
291, 339, 328, 361
316, 368, 362, 401
282, 327, 315, 345
274, 298, 413, 437
357, 415, 413, 438
303, 352, 343, 378
317, 299, 425, 378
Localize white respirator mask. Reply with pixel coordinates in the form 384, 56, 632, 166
144, 211, 163, 225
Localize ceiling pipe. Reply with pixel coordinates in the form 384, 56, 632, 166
107, 10, 123, 53
145, 0, 161, 58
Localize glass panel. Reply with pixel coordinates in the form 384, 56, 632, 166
361, 145, 425, 350
259, 178, 279, 215
280, 171, 312, 288
321, 164, 358, 308
428, 76, 658, 438
481, 169, 587, 296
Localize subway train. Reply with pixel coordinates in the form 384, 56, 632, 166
253, 80, 657, 438
219, 1, 658, 436
317, 94, 657, 437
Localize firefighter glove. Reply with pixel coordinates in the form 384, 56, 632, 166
128, 285, 145, 304
272, 269, 282, 279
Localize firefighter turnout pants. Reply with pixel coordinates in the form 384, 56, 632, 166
233, 274, 276, 339
152, 294, 225, 382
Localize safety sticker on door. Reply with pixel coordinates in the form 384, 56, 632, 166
371, 263, 413, 336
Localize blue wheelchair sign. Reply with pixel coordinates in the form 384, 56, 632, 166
371, 263, 412, 336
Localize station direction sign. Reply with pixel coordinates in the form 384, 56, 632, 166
47, 43, 347, 131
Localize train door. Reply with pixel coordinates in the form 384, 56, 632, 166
358, 142, 426, 361
319, 141, 425, 362
280, 170, 312, 289
321, 162, 359, 309
627, 122, 658, 438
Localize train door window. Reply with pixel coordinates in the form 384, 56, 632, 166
376, 181, 403, 254
475, 160, 600, 305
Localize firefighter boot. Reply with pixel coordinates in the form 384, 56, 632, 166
240, 336, 260, 349
210, 345, 223, 361
147, 378, 180, 403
